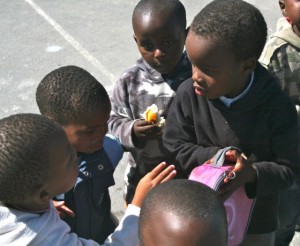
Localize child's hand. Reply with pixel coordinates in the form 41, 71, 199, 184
218, 150, 257, 201
206, 149, 237, 164
131, 162, 176, 207
53, 200, 75, 218
133, 120, 162, 140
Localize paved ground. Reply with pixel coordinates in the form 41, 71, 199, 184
1, 0, 299, 245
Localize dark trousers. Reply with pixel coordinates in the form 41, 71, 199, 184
275, 180, 300, 246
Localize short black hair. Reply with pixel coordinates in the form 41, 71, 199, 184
36, 65, 110, 126
139, 179, 227, 244
190, 0, 267, 60
133, 0, 186, 29
0, 113, 65, 203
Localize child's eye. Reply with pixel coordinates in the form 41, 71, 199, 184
200, 66, 214, 75
77, 129, 94, 136
202, 68, 211, 74
164, 40, 174, 45
84, 130, 94, 135
141, 43, 154, 51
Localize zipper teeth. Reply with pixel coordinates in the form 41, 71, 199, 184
213, 172, 226, 191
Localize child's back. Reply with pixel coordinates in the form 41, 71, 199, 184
36, 65, 123, 243
108, 0, 191, 203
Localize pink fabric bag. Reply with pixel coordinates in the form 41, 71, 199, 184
189, 146, 256, 246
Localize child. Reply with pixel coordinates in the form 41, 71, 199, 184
138, 179, 228, 246
163, 0, 300, 245
0, 113, 176, 245
36, 65, 124, 243
259, 1, 300, 245
108, 0, 191, 204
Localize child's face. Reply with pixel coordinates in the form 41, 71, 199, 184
281, 0, 300, 35
133, 12, 186, 75
186, 31, 251, 99
44, 134, 78, 198
141, 211, 226, 246
64, 105, 111, 154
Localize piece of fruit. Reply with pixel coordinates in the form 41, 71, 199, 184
143, 104, 158, 122
146, 109, 157, 122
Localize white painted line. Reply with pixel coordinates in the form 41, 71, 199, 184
24, 0, 115, 83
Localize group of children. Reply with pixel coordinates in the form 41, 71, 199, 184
0, 0, 299, 245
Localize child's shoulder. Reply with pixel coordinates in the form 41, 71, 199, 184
118, 58, 149, 82
104, 134, 122, 145
103, 134, 124, 165
269, 18, 299, 50
260, 21, 299, 67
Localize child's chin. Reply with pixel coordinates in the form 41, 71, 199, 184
82, 145, 103, 154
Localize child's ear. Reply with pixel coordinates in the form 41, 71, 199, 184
34, 187, 51, 206
133, 35, 137, 44
242, 57, 256, 73
279, 1, 287, 17
185, 26, 190, 37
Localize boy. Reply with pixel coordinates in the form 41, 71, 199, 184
108, 0, 191, 204
36, 65, 123, 243
0, 113, 176, 245
163, 0, 300, 245
139, 179, 228, 246
259, 1, 300, 245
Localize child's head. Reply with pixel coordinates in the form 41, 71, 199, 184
139, 179, 227, 246
279, 0, 300, 36
0, 113, 77, 211
132, 0, 187, 75
186, 0, 267, 99
36, 65, 111, 154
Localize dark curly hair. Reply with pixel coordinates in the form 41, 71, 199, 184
190, 0, 267, 60
0, 113, 65, 203
133, 0, 186, 29
139, 179, 227, 244
36, 65, 110, 126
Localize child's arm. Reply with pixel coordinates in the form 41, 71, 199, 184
108, 76, 138, 150
52, 200, 75, 218
163, 86, 220, 175
108, 74, 163, 150
104, 162, 176, 245
131, 162, 176, 207
35, 163, 176, 246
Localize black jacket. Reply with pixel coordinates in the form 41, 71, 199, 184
163, 63, 300, 233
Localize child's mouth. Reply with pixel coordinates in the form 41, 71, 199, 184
193, 82, 206, 96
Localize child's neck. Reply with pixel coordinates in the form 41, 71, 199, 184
6, 200, 50, 213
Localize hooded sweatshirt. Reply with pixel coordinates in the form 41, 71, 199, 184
260, 17, 300, 106
108, 53, 191, 192
163, 63, 300, 234
0, 202, 140, 246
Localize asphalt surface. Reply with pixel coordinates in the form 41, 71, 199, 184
1, 1, 299, 245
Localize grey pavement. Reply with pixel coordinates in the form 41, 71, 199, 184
1, 0, 299, 245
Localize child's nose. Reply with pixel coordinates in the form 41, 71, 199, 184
192, 69, 205, 83
154, 48, 165, 58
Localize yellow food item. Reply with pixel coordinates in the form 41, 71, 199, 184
145, 109, 157, 122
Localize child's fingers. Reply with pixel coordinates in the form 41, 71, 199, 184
152, 165, 176, 185
146, 162, 167, 179
60, 205, 75, 217
160, 169, 177, 183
